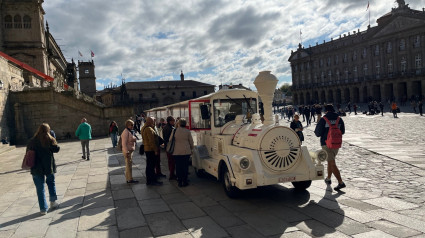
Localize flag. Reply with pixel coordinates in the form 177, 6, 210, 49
91, 50, 95, 57
78, 51, 83, 57
366, 1, 369, 11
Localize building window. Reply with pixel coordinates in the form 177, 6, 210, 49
335, 55, 339, 64
343, 53, 347, 63
320, 59, 323, 67
300, 63, 303, 71
352, 51, 357, 61
306, 62, 310, 70
204, 90, 207, 95
321, 72, 325, 82
23, 15, 31, 29
414, 35, 421, 48
307, 74, 311, 84
314, 73, 317, 83
401, 56, 407, 73
85, 69, 89, 74
363, 64, 368, 76
399, 39, 406, 51
353, 66, 358, 79
388, 59, 393, 73
374, 45, 380, 56
327, 57, 331, 66
14, 15, 22, 28
376, 61, 380, 76
193, 91, 197, 98
344, 68, 349, 80
181, 91, 185, 97
328, 70, 332, 81
415, 54, 422, 69
362, 48, 367, 58
336, 69, 340, 81
4, 15, 12, 28
301, 74, 305, 84
387, 42, 392, 53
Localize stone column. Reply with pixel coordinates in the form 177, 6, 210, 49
359, 85, 365, 103
340, 88, 346, 104
393, 83, 399, 102
380, 84, 386, 103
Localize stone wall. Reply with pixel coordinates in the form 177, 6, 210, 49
10, 88, 133, 145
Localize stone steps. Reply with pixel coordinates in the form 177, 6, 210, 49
0, 144, 15, 155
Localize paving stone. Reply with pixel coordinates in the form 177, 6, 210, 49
334, 207, 381, 223
367, 209, 425, 233
114, 198, 139, 209
82, 190, 114, 209
162, 192, 191, 204
109, 174, 127, 185
0, 204, 34, 218
152, 184, 181, 195
0, 216, 23, 231
366, 220, 422, 238
139, 198, 170, 215
295, 220, 349, 238
87, 175, 108, 183
182, 216, 228, 238
338, 199, 381, 211
235, 209, 297, 236
226, 224, 266, 238
119, 226, 153, 238
78, 206, 116, 231
270, 230, 315, 238
112, 188, 134, 200
76, 225, 119, 238
266, 205, 311, 223
0, 230, 14, 238
145, 212, 187, 237
352, 230, 397, 238
363, 197, 419, 211
202, 205, 245, 228
188, 195, 218, 207
11, 217, 51, 238
219, 199, 258, 213
170, 202, 206, 220
64, 188, 86, 197
85, 181, 110, 191
132, 184, 161, 201
45, 217, 79, 238
116, 207, 146, 231
68, 179, 88, 190
157, 232, 192, 238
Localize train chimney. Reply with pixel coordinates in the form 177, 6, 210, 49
254, 71, 278, 126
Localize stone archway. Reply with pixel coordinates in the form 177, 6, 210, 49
306, 92, 311, 105
353, 87, 360, 103
328, 89, 334, 103
320, 91, 326, 103
313, 91, 319, 103
344, 88, 350, 103
336, 89, 342, 104
363, 86, 368, 102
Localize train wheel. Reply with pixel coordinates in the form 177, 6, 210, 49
221, 165, 239, 198
194, 167, 205, 177
291, 180, 312, 190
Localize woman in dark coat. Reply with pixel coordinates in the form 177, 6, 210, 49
290, 114, 304, 144
28, 123, 60, 215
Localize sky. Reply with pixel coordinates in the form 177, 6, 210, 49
43, 0, 425, 91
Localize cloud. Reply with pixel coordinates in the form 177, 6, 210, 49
43, 0, 425, 91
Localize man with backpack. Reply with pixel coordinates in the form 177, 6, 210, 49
314, 104, 346, 191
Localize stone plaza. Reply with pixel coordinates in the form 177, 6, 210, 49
0, 111, 424, 238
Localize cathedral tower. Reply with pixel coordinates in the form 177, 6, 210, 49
78, 60, 96, 97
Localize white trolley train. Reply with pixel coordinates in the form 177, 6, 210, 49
146, 71, 327, 197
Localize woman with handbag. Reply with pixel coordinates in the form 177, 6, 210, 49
28, 123, 60, 215
171, 119, 194, 187
109, 121, 119, 148
121, 119, 139, 184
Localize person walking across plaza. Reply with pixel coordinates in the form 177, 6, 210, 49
75, 118, 92, 160
109, 121, 119, 148
391, 102, 398, 118
290, 114, 304, 144
304, 106, 311, 126
172, 119, 194, 187
314, 104, 346, 191
163, 116, 177, 180
121, 119, 139, 184
379, 102, 384, 116
141, 117, 163, 186
28, 123, 60, 215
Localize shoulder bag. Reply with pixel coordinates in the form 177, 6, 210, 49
22, 150, 36, 170
166, 128, 176, 154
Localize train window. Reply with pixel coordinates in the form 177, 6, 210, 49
213, 98, 257, 127
189, 102, 211, 130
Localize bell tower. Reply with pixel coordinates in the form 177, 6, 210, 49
78, 60, 96, 97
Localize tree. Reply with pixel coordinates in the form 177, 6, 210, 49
279, 83, 292, 96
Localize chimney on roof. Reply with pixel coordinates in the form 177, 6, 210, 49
180, 70, 184, 81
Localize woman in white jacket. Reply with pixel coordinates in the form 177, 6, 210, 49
172, 119, 194, 187
121, 120, 138, 184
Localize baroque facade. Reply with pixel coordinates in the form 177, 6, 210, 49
289, 2, 425, 105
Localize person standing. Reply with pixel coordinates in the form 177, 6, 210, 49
75, 118, 92, 160
154, 118, 166, 178
314, 104, 346, 191
121, 120, 138, 184
379, 102, 384, 116
391, 102, 398, 118
304, 106, 311, 126
347, 102, 352, 114
172, 119, 194, 187
353, 104, 358, 115
419, 100, 423, 116
316, 104, 322, 122
310, 106, 316, 122
28, 123, 60, 215
290, 114, 304, 144
162, 116, 177, 180
141, 117, 163, 186
109, 121, 119, 148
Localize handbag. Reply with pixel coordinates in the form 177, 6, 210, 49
22, 150, 36, 170
166, 129, 176, 154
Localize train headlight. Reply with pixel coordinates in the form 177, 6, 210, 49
317, 150, 328, 162
240, 158, 250, 170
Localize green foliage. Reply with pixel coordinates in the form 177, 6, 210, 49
279, 83, 292, 96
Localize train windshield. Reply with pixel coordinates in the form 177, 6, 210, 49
213, 97, 257, 127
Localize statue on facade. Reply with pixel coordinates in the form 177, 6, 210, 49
396, 0, 406, 8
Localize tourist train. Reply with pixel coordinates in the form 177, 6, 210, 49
146, 71, 327, 197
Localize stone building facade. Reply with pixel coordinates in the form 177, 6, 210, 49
0, 0, 70, 91
289, 2, 425, 105
97, 72, 215, 113
78, 60, 96, 97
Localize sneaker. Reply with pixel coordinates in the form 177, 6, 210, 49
86, 157, 90, 161
50, 201, 59, 209
126, 180, 139, 184
334, 182, 346, 191
40, 211, 47, 215
324, 178, 332, 185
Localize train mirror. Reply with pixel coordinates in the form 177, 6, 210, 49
200, 104, 210, 120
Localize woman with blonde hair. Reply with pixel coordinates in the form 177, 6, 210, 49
28, 123, 60, 215
121, 119, 138, 184
172, 118, 194, 187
